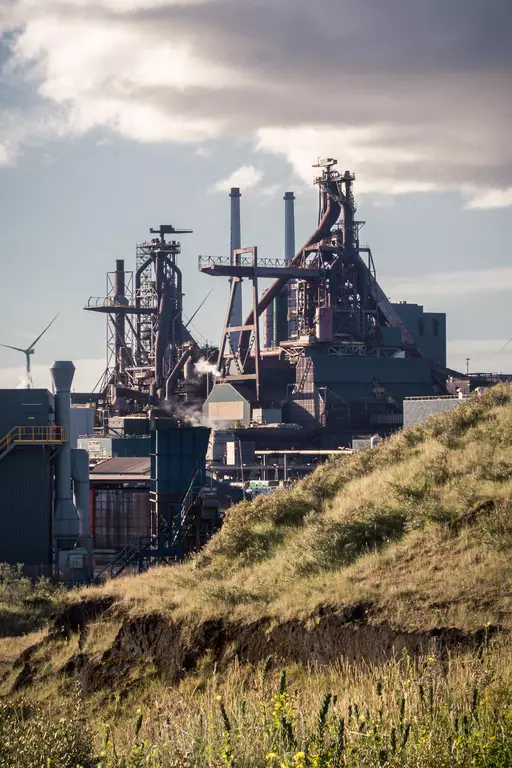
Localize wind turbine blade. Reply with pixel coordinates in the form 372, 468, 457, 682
29, 312, 60, 349
499, 336, 512, 353
0, 343, 27, 353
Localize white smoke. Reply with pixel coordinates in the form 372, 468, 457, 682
16, 376, 32, 390
163, 398, 204, 427
194, 358, 221, 379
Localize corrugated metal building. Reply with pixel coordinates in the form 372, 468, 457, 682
0, 390, 55, 576
90, 458, 150, 551
203, 383, 251, 428
78, 436, 150, 459
403, 396, 464, 428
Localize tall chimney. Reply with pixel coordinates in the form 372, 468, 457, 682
273, 191, 296, 346
229, 187, 242, 351
284, 191, 296, 264
50, 361, 80, 537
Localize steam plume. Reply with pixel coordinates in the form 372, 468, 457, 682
194, 358, 221, 379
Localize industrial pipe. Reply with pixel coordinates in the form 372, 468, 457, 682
51, 361, 80, 537
71, 449, 90, 537
165, 344, 198, 401
229, 187, 242, 351
238, 183, 341, 358
71, 448, 93, 582
284, 191, 295, 264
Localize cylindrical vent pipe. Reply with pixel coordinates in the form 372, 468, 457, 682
273, 191, 296, 346
71, 449, 90, 537
263, 299, 274, 349
284, 191, 296, 264
51, 361, 80, 537
229, 186, 242, 351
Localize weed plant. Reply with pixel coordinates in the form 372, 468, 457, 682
4, 642, 512, 767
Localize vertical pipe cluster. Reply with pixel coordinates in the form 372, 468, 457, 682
51, 361, 80, 537
229, 187, 242, 351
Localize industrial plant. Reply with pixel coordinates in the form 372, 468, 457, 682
0, 158, 502, 581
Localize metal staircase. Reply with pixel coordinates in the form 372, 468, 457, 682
95, 534, 157, 580
0, 425, 67, 462
95, 465, 211, 581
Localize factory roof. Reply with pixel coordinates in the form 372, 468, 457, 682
91, 457, 150, 475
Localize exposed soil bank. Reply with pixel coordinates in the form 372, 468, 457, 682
13, 598, 499, 695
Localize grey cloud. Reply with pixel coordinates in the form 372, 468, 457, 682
1, 0, 511, 197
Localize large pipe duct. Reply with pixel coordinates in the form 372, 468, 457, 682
71, 449, 90, 538
229, 187, 242, 351
284, 191, 296, 264
273, 191, 296, 345
165, 343, 198, 401
239, 183, 341, 358
51, 361, 80, 537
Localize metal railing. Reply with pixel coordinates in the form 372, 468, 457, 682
199, 254, 291, 270
95, 535, 156, 581
86, 287, 158, 309
0, 425, 68, 455
404, 395, 464, 401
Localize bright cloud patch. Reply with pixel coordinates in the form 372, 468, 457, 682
1, 0, 511, 204
213, 165, 264, 193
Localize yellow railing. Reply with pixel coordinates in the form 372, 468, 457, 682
0, 425, 68, 454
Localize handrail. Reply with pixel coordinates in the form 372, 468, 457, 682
199, 254, 292, 270
95, 534, 157, 581
0, 425, 68, 455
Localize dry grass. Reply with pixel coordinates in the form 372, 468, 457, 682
3, 387, 512, 765
76, 384, 512, 633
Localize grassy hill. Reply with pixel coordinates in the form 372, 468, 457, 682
85, 383, 512, 630
1, 384, 512, 767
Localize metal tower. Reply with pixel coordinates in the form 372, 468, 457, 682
85, 225, 193, 404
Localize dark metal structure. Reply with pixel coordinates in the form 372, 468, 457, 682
200, 159, 447, 444
85, 225, 199, 409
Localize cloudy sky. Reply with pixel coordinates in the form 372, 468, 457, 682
0, 0, 511, 389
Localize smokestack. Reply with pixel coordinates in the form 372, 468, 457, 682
229, 187, 242, 351
284, 191, 295, 264
50, 361, 80, 537
273, 192, 296, 346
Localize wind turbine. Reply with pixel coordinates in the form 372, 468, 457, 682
0, 313, 60, 388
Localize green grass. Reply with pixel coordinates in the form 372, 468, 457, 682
3, 640, 512, 767
0, 563, 67, 636
3, 386, 512, 766
77, 384, 512, 632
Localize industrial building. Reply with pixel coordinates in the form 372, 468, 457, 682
0, 364, 92, 581
200, 159, 448, 448
1, 157, 473, 580
83, 158, 448, 453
